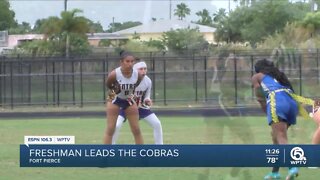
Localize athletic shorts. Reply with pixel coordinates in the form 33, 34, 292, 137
266, 91, 298, 125
112, 97, 132, 110
119, 108, 154, 120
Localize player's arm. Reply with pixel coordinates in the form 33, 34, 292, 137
252, 73, 266, 113
135, 73, 144, 88
144, 78, 152, 106
106, 71, 120, 101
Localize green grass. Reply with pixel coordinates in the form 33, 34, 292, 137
0, 116, 320, 180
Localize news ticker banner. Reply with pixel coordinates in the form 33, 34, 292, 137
20, 144, 320, 167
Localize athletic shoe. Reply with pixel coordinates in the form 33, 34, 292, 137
286, 167, 299, 180
264, 172, 281, 179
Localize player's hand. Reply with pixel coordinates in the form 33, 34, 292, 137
144, 98, 152, 106
107, 90, 116, 102
127, 94, 137, 106
111, 81, 121, 94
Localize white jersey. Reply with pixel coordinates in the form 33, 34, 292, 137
115, 67, 139, 99
134, 75, 152, 108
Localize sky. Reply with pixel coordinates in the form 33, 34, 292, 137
9, 0, 238, 30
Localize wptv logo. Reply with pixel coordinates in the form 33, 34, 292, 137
290, 147, 307, 165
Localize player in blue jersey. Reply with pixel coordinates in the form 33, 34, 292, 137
112, 61, 163, 144
252, 59, 299, 180
104, 50, 144, 145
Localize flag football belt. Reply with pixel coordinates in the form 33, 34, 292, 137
268, 89, 314, 123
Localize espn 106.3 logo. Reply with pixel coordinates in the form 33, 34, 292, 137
290, 147, 307, 165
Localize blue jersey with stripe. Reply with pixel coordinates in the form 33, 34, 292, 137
260, 75, 289, 97
260, 74, 298, 125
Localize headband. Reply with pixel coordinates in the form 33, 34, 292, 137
133, 62, 147, 70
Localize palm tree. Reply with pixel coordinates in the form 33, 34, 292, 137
39, 9, 89, 57
196, 9, 213, 26
60, 9, 89, 57
213, 8, 227, 23
174, 3, 191, 20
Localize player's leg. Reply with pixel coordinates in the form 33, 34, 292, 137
312, 125, 320, 144
125, 104, 144, 144
264, 121, 287, 179
112, 115, 126, 144
104, 101, 120, 144
144, 113, 163, 144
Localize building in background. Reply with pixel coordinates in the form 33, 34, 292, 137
114, 20, 216, 44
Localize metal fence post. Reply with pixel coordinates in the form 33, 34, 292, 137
52, 61, 56, 106
195, 71, 198, 102
28, 63, 31, 105
72, 60, 75, 105
0, 58, 2, 106
233, 51, 238, 105
3, 59, 6, 106
103, 59, 107, 103
10, 61, 13, 109
80, 61, 83, 107
317, 48, 319, 84
45, 59, 49, 105
204, 56, 207, 102
251, 55, 254, 100
163, 59, 167, 106
57, 73, 60, 106
299, 54, 302, 96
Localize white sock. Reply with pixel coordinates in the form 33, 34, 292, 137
112, 116, 125, 144
144, 113, 163, 144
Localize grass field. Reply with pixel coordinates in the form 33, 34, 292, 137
1, 116, 320, 180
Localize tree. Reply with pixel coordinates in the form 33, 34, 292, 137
212, 8, 227, 27
195, 9, 213, 26
174, 3, 191, 20
301, 11, 320, 35
31, 9, 90, 56
0, 0, 16, 31
86, 19, 104, 33
215, 0, 309, 45
9, 22, 32, 34
59, 9, 89, 57
161, 28, 207, 52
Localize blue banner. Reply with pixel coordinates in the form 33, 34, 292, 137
20, 145, 320, 167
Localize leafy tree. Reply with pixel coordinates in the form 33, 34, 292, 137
55, 9, 89, 57
86, 19, 104, 33
144, 39, 165, 50
300, 11, 320, 35
215, 0, 309, 45
213, 8, 227, 23
0, 0, 16, 31
174, 3, 191, 20
195, 9, 213, 26
9, 22, 32, 34
21, 9, 90, 56
161, 28, 207, 52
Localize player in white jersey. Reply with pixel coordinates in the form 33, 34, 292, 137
112, 61, 163, 144
104, 50, 144, 144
